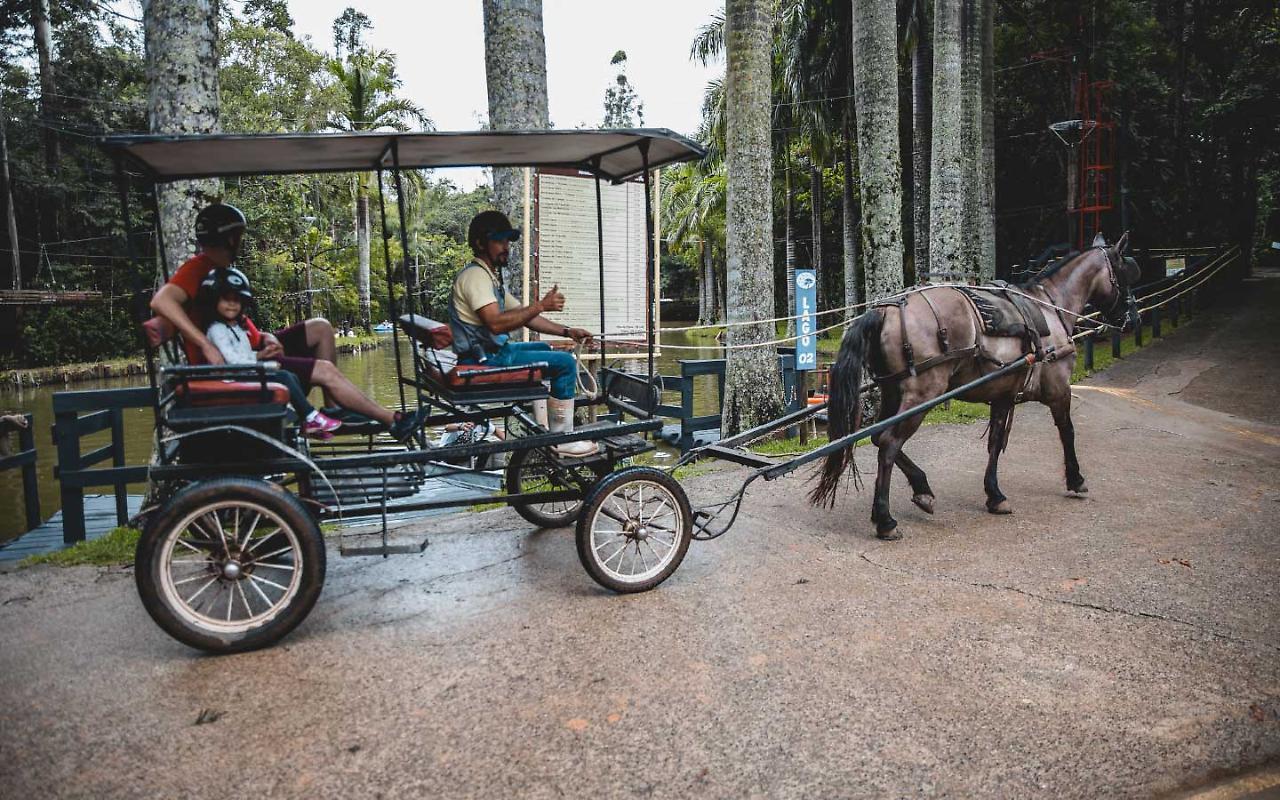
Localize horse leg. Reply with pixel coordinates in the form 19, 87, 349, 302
896, 451, 935, 514
871, 401, 928, 540
984, 401, 1014, 514
1049, 396, 1087, 494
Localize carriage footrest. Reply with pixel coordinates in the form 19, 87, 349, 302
699, 445, 778, 470
339, 535, 430, 558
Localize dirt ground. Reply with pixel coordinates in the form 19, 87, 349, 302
1, 272, 1277, 799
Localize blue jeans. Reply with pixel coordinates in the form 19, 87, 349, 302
483, 341, 577, 400
266, 370, 315, 420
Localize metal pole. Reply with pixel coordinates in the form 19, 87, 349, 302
594, 166, 606, 365
376, 166, 407, 411
389, 139, 425, 411
640, 141, 654, 379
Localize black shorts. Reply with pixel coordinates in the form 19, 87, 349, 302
273, 322, 316, 385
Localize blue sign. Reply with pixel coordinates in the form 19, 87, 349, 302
795, 269, 817, 371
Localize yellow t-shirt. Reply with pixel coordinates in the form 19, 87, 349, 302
451, 260, 522, 326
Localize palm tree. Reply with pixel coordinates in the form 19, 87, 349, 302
851, 0, 906, 300
327, 49, 430, 330
929, 0, 964, 282
483, 0, 550, 302
663, 163, 727, 325
904, 0, 933, 284
722, 0, 785, 433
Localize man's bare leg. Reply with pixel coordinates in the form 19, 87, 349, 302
310, 360, 394, 426
304, 318, 338, 405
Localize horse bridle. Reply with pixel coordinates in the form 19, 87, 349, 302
1095, 245, 1136, 327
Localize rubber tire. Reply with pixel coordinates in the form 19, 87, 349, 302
575, 467, 693, 594
135, 477, 326, 654
505, 448, 607, 529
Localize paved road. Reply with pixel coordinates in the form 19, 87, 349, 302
2, 275, 1278, 799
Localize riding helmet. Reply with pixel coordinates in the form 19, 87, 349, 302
199, 267, 254, 303
194, 203, 248, 248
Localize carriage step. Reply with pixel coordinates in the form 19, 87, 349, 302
339, 535, 430, 558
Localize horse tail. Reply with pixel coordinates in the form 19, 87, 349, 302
809, 308, 884, 508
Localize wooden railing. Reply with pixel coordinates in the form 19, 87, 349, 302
0, 413, 41, 533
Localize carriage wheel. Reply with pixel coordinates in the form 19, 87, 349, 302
135, 477, 325, 654
505, 448, 608, 529
575, 467, 692, 593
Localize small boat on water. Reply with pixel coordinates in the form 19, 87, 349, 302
372, 321, 394, 333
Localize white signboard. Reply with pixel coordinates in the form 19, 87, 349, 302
534, 171, 651, 340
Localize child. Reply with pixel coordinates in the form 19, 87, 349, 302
201, 269, 341, 438
199, 268, 423, 440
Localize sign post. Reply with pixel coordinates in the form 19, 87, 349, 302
794, 269, 817, 443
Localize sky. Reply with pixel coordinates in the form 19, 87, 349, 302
284, 0, 724, 188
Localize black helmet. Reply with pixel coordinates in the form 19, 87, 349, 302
467, 210, 520, 253
194, 203, 247, 248
199, 267, 253, 303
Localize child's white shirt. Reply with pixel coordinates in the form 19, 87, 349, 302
206, 320, 257, 365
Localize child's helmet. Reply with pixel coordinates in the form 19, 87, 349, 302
194, 203, 247, 248
199, 267, 254, 302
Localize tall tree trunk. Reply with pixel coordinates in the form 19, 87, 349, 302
33, 0, 60, 243
356, 184, 371, 330
808, 162, 824, 311
960, 0, 981, 280
977, 0, 995, 280
911, 3, 932, 284
841, 112, 860, 312
784, 132, 796, 335
1, 96, 20, 291
144, 0, 220, 279
721, 0, 784, 434
698, 240, 710, 325
852, 0, 905, 301
483, 0, 549, 301
928, 0, 963, 283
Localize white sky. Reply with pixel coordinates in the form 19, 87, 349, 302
285, 0, 723, 188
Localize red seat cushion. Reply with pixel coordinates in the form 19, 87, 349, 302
177, 380, 292, 407
143, 316, 176, 349
399, 314, 453, 349
446, 364, 543, 387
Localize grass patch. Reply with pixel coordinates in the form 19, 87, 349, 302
1070, 314, 1190, 382
22, 526, 139, 567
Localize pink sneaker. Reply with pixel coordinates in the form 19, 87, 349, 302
304, 411, 342, 438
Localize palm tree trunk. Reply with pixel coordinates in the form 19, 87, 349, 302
842, 110, 860, 312
144, 0, 220, 278
699, 240, 711, 325
928, 0, 963, 283
356, 184, 371, 331
912, 2, 933, 283
483, 0, 549, 302
960, 0, 981, 280
784, 132, 796, 336
808, 162, 823, 309
721, 0, 784, 434
852, 0, 905, 301
33, 0, 60, 242
978, 0, 996, 280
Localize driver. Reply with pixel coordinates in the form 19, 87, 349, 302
451, 210, 596, 457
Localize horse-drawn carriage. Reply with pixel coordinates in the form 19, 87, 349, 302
104, 129, 706, 653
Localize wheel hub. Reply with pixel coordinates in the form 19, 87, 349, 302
621, 518, 649, 541
222, 560, 242, 580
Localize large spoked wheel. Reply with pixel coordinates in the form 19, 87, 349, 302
575, 467, 692, 593
135, 477, 326, 654
505, 447, 608, 529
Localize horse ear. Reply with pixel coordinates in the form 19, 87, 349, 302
1091, 231, 1107, 247
1115, 231, 1130, 255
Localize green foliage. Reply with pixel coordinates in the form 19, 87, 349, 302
22, 527, 139, 567
602, 50, 644, 127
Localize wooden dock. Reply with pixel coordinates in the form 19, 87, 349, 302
0, 494, 142, 564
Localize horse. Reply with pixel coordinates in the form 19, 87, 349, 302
809, 232, 1140, 540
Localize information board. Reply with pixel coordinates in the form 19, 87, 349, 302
533, 171, 652, 340
795, 269, 817, 370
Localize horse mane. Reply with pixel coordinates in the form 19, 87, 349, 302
1019, 249, 1082, 288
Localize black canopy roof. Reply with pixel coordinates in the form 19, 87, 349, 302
99, 128, 705, 183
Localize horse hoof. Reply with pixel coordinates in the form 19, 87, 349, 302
988, 500, 1013, 515
876, 521, 902, 541
911, 494, 936, 515
1068, 483, 1088, 496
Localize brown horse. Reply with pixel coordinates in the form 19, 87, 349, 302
810, 232, 1140, 539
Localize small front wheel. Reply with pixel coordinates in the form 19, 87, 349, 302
135, 477, 326, 654
575, 467, 692, 593
506, 448, 607, 529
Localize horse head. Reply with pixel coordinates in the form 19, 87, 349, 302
1090, 231, 1139, 328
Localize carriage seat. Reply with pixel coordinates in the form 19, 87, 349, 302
142, 316, 291, 408
397, 314, 546, 389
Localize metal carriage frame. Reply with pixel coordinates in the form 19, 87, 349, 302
101, 128, 706, 653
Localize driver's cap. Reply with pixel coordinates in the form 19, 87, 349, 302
468, 210, 521, 246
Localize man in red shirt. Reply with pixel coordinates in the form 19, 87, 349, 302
149, 203, 411, 430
